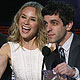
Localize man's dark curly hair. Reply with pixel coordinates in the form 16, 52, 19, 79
42, 1, 75, 26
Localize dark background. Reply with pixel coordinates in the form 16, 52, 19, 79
0, 0, 80, 28
0, 0, 46, 26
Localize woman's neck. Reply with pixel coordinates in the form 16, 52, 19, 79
22, 38, 38, 50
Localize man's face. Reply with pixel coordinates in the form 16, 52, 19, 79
44, 14, 67, 44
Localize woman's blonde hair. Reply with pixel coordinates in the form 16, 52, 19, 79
7, 1, 48, 51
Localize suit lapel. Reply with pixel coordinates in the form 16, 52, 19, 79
68, 34, 80, 66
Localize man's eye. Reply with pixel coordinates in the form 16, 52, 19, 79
44, 21, 47, 25
52, 22, 58, 25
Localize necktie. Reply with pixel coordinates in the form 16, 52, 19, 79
58, 47, 66, 63
58, 47, 67, 79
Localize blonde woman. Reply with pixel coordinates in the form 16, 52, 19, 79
0, 1, 47, 80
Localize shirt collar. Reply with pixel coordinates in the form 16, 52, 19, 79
62, 33, 74, 51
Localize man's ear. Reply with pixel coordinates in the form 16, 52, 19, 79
66, 21, 73, 31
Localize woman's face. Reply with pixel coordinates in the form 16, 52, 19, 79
19, 7, 39, 41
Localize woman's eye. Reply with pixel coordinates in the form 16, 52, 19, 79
31, 18, 36, 21
21, 15, 26, 18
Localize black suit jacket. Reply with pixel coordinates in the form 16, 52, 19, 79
0, 33, 12, 80
45, 33, 80, 80
68, 34, 80, 80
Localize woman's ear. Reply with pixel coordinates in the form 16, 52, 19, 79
66, 21, 73, 31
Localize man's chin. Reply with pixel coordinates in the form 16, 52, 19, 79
49, 39, 57, 43
49, 40, 55, 43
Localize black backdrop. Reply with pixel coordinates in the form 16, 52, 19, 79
0, 0, 80, 28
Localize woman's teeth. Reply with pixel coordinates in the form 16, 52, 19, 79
23, 26, 31, 30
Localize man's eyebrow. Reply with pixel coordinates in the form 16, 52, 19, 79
50, 19, 59, 23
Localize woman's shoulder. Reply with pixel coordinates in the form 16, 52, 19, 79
8, 42, 20, 50
0, 41, 18, 50
0, 43, 10, 55
1, 42, 9, 49
0, 43, 10, 62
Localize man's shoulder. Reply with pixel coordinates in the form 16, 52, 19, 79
73, 34, 80, 41
72, 33, 80, 47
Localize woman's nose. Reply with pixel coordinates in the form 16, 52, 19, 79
24, 19, 30, 25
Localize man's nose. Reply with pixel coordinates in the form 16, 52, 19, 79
46, 24, 52, 33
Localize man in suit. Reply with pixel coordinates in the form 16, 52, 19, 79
42, 1, 80, 80
0, 33, 12, 80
